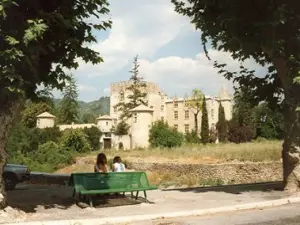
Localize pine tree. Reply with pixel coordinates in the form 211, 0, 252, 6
217, 102, 228, 142
57, 75, 79, 124
115, 55, 148, 120
200, 97, 209, 144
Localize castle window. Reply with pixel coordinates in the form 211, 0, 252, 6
106, 122, 108, 126
114, 106, 117, 113
185, 110, 189, 119
134, 113, 137, 123
120, 92, 124, 101
161, 105, 164, 112
211, 108, 214, 120
174, 111, 178, 120
184, 124, 189, 133
161, 116, 164, 121
174, 101, 178, 108
174, 124, 178, 131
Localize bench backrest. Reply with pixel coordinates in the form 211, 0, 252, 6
70, 172, 151, 192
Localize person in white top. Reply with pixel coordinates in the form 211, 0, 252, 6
113, 156, 126, 172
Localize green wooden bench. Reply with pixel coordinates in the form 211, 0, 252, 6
67, 172, 157, 207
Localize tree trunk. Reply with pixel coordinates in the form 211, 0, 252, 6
282, 84, 300, 192
274, 57, 300, 192
0, 96, 24, 209
194, 113, 198, 133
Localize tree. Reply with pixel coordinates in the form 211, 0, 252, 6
229, 88, 257, 141
172, 1, 300, 191
114, 121, 130, 135
149, 120, 184, 148
200, 97, 209, 144
115, 55, 148, 121
57, 75, 80, 124
186, 89, 204, 134
255, 102, 284, 140
0, 0, 111, 207
216, 103, 228, 142
83, 127, 102, 151
21, 101, 53, 128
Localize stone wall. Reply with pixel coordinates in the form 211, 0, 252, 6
129, 162, 283, 184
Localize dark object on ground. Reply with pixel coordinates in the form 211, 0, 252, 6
3, 164, 30, 190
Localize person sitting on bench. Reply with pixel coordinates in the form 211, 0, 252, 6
94, 153, 109, 172
112, 156, 126, 172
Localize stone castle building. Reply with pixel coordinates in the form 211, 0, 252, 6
36, 80, 232, 150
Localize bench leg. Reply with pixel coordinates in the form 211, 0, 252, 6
88, 196, 93, 207
131, 192, 133, 198
143, 191, 147, 202
72, 188, 75, 198
135, 191, 139, 200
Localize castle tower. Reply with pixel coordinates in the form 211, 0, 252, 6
96, 115, 116, 133
130, 105, 154, 149
218, 87, 232, 121
36, 112, 55, 129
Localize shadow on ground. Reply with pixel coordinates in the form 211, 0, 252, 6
6, 184, 146, 213
161, 181, 284, 195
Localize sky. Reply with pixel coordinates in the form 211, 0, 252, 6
54, 0, 265, 102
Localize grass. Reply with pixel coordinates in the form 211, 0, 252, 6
97, 140, 282, 163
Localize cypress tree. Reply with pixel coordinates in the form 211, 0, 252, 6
200, 97, 209, 144
217, 102, 228, 142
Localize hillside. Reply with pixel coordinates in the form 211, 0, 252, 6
53, 96, 110, 123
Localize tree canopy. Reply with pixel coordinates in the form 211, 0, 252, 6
0, 0, 111, 208
172, 0, 300, 191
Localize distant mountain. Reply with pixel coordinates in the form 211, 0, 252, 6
53, 96, 110, 123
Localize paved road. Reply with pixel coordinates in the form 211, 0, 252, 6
113, 203, 300, 225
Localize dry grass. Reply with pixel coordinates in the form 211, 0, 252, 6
98, 140, 282, 164
146, 171, 224, 188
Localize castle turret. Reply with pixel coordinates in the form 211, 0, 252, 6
218, 87, 232, 121
36, 112, 55, 128
130, 105, 154, 149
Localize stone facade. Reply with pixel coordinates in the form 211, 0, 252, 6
110, 81, 233, 142
36, 80, 233, 150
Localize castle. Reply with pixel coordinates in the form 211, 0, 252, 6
36, 81, 233, 150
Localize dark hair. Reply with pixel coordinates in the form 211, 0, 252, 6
96, 153, 107, 165
113, 156, 122, 164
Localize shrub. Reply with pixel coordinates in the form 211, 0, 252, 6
114, 120, 130, 135
83, 126, 102, 151
60, 129, 91, 153
37, 127, 62, 144
32, 141, 73, 171
209, 127, 217, 143
149, 120, 184, 148
185, 130, 200, 143
228, 120, 256, 143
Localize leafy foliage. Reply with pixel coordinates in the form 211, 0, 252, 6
216, 103, 228, 142
200, 97, 209, 144
114, 121, 130, 135
83, 126, 102, 151
57, 75, 80, 124
21, 101, 53, 128
115, 55, 148, 120
227, 120, 255, 143
185, 129, 200, 144
149, 120, 184, 148
60, 129, 91, 153
186, 89, 204, 133
255, 102, 284, 139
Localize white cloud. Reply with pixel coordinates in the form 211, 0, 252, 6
138, 49, 263, 96
75, 0, 192, 77
78, 84, 97, 93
